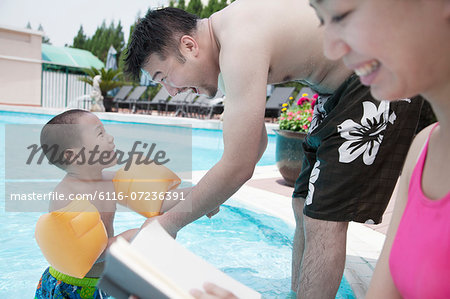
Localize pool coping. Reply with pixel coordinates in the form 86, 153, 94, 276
0, 104, 280, 134
1, 104, 382, 298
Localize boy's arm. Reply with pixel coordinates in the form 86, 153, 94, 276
96, 228, 140, 263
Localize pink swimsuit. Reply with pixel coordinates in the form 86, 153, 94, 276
389, 125, 450, 299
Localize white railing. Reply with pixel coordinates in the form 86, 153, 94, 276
41, 66, 93, 110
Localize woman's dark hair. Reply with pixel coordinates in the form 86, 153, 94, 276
125, 7, 199, 80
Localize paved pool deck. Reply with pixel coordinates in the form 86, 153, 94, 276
0, 105, 390, 298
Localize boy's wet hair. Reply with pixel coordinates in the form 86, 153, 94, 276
124, 7, 199, 80
40, 109, 92, 170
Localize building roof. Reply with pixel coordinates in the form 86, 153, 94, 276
0, 24, 43, 36
41, 44, 104, 69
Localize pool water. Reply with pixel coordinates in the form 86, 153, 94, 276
0, 110, 355, 298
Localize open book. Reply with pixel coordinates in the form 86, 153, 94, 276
98, 220, 261, 299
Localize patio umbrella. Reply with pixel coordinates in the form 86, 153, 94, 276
140, 69, 156, 86
106, 45, 118, 99
105, 45, 117, 70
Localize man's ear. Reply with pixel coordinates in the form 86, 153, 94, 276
179, 35, 199, 56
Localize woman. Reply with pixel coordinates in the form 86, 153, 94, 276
308, 0, 450, 298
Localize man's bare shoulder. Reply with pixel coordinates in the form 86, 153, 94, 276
211, 0, 312, 42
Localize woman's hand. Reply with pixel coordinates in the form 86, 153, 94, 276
190, 282, 238, 299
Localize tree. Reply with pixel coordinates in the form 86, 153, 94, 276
73, 25, 87, 49
38, 24, 51, 45
177, 0, 186, 10
218, 0, 228, 10
26, 22, 32, 29
71, 20, 125, 64
201, 0, 218, 18
186, 0, 203, 16
78, 67, 123, 97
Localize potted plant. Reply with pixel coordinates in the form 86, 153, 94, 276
79, 67, 123, 112
275, 93, 317, 186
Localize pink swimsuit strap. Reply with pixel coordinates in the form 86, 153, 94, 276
390, 122, 450, 299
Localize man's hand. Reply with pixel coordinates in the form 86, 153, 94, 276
141, 215, 180, 239
190, 283, 238, 299
206, 207, 220, 218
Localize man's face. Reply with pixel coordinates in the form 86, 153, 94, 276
143, 51, 218, 98
309, 0, 449, 101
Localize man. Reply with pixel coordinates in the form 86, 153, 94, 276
125, 0, 422, 297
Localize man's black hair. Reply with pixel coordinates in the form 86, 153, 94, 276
124, 7, 199, 80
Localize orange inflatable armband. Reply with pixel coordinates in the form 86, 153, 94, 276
113, 162, 181, 218
35, 200, 108, 278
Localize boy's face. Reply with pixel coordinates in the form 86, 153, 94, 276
309, 0, 450, 101
76, 113, 117, 169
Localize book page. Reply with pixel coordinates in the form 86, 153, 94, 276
130, 220, 261, 298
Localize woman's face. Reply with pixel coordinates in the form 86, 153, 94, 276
309, 0, 450, 101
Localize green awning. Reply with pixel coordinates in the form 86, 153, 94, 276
42, 44, 104, 69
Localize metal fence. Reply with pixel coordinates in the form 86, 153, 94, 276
41, 65, 93, 110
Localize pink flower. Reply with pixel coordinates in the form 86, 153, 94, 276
287, 111, 294, 116
313, 94, 319, 99
302, 125, 308, 130
297, 97, 310, 106
311, 100, 316, 109
296, 110, 302, 114
307, 116, 312, 122
280, 116, 285, 120
288, 116, 293, 121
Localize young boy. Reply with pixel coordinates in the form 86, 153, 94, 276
34, 109, 188, 299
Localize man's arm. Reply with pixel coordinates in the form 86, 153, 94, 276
153, 36, 270, 237
160, 187, 193, 212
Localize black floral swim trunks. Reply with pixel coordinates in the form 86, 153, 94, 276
293, 75, 423, 224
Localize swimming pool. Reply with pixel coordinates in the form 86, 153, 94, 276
0, 110, 355, 298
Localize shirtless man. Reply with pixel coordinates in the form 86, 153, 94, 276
125, 1, 422, 297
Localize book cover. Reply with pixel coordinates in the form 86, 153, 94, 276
98, 220, 261, 299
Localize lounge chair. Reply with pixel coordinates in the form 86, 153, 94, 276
186, 90, 224, 118
186, 94, 209, 118
121, 86, 147, 113
203, 97, 224, 119
265, 87, 295, 119
162, 91, 196, 116
112, 85, 133, 112
136, 88, 171, 114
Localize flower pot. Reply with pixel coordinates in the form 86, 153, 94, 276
274, 129, 307, 187
103, 97, 113, 112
